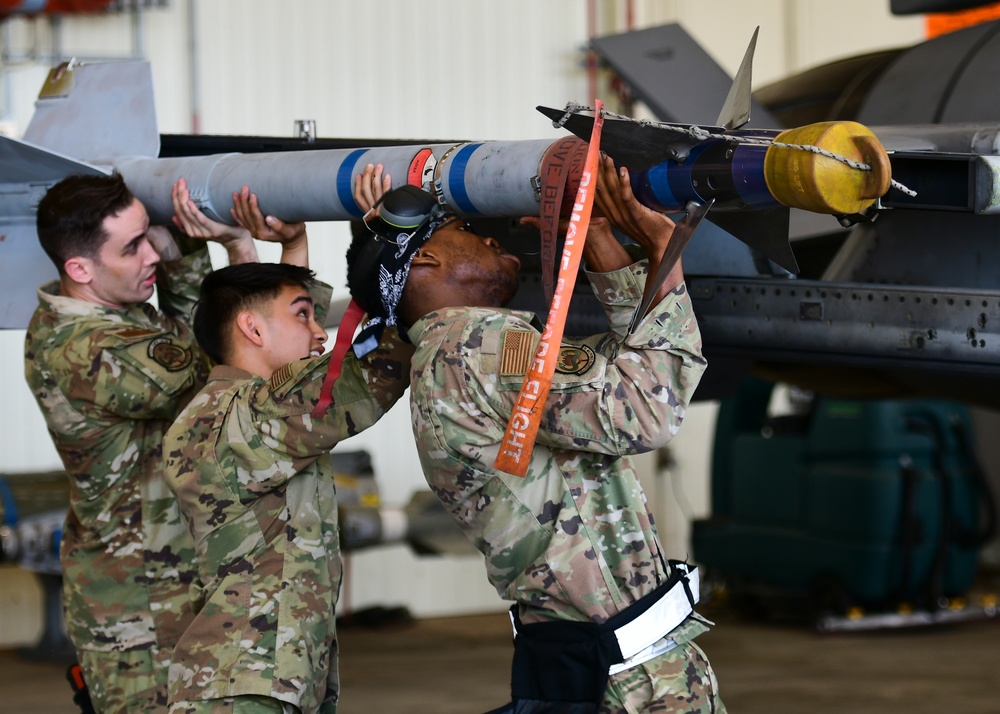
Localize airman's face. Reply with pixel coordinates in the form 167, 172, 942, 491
87, 199, 161, 308
259, 284, 328, 371
427, 219, 521, 307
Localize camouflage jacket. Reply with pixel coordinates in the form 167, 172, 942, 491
407, 260, 708, 639
163, 328, 412, 714
22, 246, 213, 654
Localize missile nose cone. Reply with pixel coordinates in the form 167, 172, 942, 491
764, 121, 892, 216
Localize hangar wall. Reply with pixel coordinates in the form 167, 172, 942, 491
0, 0, 925, 644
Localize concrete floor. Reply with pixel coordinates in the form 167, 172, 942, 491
3, 590, 999, 714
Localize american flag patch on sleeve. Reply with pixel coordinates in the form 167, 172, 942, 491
499, 329, 537, 376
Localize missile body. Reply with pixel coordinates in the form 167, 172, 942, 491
119, 118, 885, 272
118, 139, 558, 226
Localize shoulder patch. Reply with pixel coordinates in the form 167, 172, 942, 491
268, 363, 294, 391
555, 344, 596, 375
147, 338, 193, 372
500, 329, 537, 376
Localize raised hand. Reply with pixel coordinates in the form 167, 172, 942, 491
171, 178, 257, 264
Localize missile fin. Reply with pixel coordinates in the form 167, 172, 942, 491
707, 206, 800, 274
24, 60, 159, 163
0, 135, 106, 185
537, 105, 714, 170
716, 27, 759, 131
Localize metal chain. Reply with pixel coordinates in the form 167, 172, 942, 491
554, 103, 917, 197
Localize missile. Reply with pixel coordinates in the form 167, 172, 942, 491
0, 455, 471, 578
117, 106, 892, 281
0, 38, 898, 326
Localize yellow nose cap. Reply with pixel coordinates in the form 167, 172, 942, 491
764, 121, 891, 215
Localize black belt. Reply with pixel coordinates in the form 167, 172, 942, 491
488, 561, 699, 714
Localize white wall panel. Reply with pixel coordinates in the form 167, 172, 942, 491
790, 0, 924, 71
189, 0, 589, 142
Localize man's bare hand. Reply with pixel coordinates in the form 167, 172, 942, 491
594, 154, 675, 264
353, 163, 392, 215
230, 186, 307, 245
171, 178, 257, 264
519, 214, 631, 274
229, 185, 310, 267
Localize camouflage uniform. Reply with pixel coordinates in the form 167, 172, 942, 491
162, 310, 412, 714
23, 245, 213, 714
407, 260, 725, 714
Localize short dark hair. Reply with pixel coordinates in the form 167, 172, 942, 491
194, 263, 316, 365
36, 172, 135, 273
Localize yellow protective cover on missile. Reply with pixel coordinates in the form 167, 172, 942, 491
764, 121, 891, 215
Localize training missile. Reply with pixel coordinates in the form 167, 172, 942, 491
0, 48, 898, 327
119, 111, 891, 280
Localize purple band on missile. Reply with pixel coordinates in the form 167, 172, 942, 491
729, 143, 776, 207
336, 149, 369, 217
447, 143, 482, 214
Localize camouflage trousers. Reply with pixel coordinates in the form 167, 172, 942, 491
78, 645, 169, 714
600, 640, 726, 714
169, 695, 308, 714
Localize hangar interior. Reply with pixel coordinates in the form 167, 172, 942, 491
1, 1, 999, 712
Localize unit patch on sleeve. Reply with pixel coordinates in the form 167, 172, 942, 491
556, 344, 595, 375
147, 338, 193, 372
500, 329, 537, 376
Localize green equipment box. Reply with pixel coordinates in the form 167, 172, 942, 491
691, 379, 994, 611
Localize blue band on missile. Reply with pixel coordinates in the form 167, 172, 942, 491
446, 143, 482, 214
650, 162, 682, 209
632, 161, 688, 211
336, 149, 369, 217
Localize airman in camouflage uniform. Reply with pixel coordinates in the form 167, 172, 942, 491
345, 160, 725, 713
163, 262, 412, 714
23, 173, 302, 714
